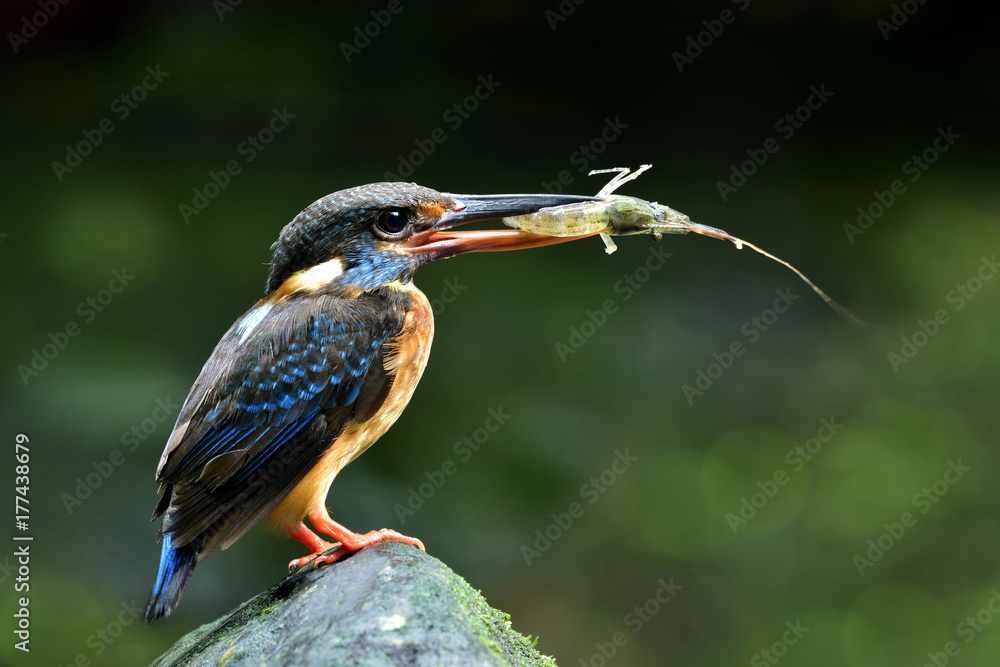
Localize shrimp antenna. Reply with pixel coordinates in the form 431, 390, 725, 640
685, 223, 867, 329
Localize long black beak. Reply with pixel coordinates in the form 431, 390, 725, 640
403, 193, 602, 258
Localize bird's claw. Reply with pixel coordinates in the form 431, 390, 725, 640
287, 540, 340, 572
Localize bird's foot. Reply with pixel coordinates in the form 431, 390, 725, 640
286, 512, 426, 573
295, 529, 425, 570
330, 527, 425, 555
308, 507, 425, 565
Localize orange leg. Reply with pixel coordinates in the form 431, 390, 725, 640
284, 506, 425, 571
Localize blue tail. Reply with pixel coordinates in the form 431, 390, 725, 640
143, 533, 204, 623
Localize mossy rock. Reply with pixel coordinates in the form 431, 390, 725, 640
149, 540, 555, 666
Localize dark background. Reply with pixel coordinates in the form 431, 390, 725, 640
3, 1, 999, 665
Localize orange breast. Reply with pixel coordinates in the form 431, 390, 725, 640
265, 283, 435, 530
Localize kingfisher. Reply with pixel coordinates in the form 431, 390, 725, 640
143, 182, 599, 622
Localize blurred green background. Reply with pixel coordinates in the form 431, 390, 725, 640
2, 0, 999, 665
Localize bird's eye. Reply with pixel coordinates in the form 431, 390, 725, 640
375, 209, 409, 237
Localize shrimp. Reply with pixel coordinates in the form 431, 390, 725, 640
503, 165, 679, 253
503, 165, 863, 325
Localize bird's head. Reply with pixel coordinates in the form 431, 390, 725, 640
265, 182, 598, 299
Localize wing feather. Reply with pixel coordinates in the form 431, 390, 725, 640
151, 289, 410, 557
